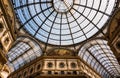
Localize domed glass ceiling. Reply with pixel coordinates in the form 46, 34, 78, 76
13, 0, 117, 45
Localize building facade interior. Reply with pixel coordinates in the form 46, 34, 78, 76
0, 0, 120, 78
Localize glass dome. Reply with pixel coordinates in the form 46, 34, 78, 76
13, 0, 117, 45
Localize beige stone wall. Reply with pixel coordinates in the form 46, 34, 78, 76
8, 56, 101, 78
0, 65, 10, 78
0, 0, 15, 77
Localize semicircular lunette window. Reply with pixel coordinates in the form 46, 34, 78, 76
13, 0, 117, 45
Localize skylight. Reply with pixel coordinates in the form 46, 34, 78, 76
12, 0, 117, 45
7, 37, 43, 71
79, 39, 120, 78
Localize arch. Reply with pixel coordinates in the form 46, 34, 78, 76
7, 36, 43, 72
78, 38, 120, 78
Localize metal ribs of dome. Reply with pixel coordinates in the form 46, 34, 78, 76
13, 0, 117, 45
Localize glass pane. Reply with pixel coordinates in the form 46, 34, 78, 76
12, 0, 117, 45
7, 37, 43, 71
79, 39, 120, 77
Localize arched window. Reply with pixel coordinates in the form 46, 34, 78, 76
7, 37, 43, 71
78, 39, 120, 78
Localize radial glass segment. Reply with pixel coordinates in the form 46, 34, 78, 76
12, 0, 117, 45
